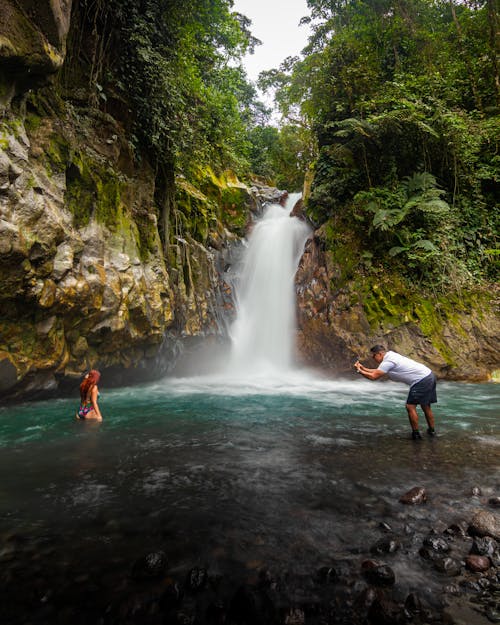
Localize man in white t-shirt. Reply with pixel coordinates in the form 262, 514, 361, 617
354, 345, 437, 440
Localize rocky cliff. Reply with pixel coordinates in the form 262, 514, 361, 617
0, 0, 284, 399
295, 225, 500, 381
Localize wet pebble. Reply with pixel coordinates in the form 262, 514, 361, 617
315, 565, 337, 584
361, 561, 396, 586
465, 555, 491, 572
423, 534, 450, 553
472, 536, 498, 556
404, 592, 422, 617
284, 607, 305, 625
434, 557, 462, 576
489, 497, 500, 508
185, 566, 208, 592
485, 606, 500, 623
399, 486, 427, 504
378, 521, 392, 532
446, 521, 468, 537
131, 550, 168, 580
370, 537, 400, 555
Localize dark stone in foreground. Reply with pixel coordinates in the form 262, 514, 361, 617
399, 486, 427, 504
361, 560, 396, 586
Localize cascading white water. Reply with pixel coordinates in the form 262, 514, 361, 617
228, 193, 311, 376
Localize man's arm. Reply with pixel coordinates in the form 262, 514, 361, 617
354, 361, 386, 380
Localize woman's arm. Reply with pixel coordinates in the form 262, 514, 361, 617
91, 385, 103, 420
354, 361, 386, 380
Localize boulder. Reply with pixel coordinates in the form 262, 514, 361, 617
468, 510, 500, 540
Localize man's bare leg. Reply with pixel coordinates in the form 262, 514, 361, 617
421, 404, 435, 433
406, 404, 420, 434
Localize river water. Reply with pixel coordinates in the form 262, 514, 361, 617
0, 197, 498, 621
0, 376, 498, 604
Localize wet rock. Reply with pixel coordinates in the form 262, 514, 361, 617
471, 536, 498, 557
469, 510, 500, 540
471, 486, 482, 496
489, 497, 500, 508
423, 534, 450, 553
370, 537, 401, 555
361, 561, 396, 586
446, 521, 468, 537
399, 486, 427, 504
185, 566, 208, 592
315, 565, 338, 584
289, 198, 306, 222
404, 592, 422, 618
434, 557, 462, 576
465, 555, 491, 572
378, 521, 392, 532
131, 550, 168, 580
485, 606, 500, 623
285, 607, 305, 625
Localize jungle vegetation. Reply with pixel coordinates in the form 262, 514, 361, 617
58, 0, 497, 291
261, 0, 499, 290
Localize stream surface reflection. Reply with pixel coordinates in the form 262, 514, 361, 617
0, 376, 499, 598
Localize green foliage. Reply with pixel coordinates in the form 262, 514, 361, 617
288, 0, 500, 290
64, 0, 264, 178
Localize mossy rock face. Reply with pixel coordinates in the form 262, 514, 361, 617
295, 225, 500, 380
220, 185, 249, 237
0, 104, 246, 399
0, 0, 71, 102
174, 167, 253, 243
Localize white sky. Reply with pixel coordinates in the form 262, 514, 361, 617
232, 0, 312, 83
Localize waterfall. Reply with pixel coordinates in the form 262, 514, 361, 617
228, 193, 311, 376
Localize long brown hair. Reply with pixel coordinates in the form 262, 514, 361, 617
80, 370, 101, 402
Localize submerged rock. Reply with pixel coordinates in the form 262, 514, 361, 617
370, 537, 401, 555
399, 486, 427, 504
423, 534, 450, 553
434, 557, 462, 576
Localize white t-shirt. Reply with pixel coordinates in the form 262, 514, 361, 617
377, 351, 432, 387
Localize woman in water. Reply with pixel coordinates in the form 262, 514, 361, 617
76, 370, 103, 421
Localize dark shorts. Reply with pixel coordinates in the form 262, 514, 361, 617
406, 373, 437, 406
